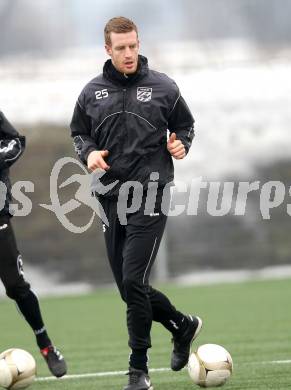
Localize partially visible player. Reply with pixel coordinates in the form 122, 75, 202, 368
0, 111, 67, 378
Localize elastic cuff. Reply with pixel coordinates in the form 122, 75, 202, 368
0, 155, 7, 170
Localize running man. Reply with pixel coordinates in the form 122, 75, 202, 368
70, 17, 202, 390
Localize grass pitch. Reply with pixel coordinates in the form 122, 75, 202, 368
0, 278, 290, 390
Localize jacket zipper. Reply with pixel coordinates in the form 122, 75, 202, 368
122, 88, 128, 150
123, 88, 126, 111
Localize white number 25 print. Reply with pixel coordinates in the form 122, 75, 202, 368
95, 89, 109, 100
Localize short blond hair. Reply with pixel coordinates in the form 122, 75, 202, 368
104, 17, 138, 46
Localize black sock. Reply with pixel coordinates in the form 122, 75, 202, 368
15, 290, 52, 349
129, 349, 148, 373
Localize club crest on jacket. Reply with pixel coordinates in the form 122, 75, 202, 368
137, 87, 152, 102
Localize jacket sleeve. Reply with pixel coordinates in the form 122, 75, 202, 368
70, 97, 98, 166
0, 112, 26, 170
167, 91, 195, 155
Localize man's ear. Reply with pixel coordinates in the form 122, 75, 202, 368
105, 44, 112, 57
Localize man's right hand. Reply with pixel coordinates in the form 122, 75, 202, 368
87, 150, 110, 171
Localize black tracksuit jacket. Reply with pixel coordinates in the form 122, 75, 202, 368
70, 55, 195, 197
0, 112, 25, 217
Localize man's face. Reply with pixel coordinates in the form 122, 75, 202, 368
105, 30, 139, 74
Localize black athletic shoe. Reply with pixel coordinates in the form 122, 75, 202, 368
40, 345, 67, 377
171, 315, 203, 371
123, 367, 153, 390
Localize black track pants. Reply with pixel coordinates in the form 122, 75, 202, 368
0, 216, 51, 348
99, 191, 183, 350
0, 216, 31, 296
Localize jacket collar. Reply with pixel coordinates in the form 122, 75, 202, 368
103, 55, 149, 86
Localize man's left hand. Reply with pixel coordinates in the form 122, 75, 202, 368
167, 133, 186, 159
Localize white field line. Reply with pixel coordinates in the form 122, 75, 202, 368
36, 367, 170, 382
36, 360, 291, 382
260, 360, 291, 365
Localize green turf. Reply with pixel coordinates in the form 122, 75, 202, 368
0, 278, 290, 389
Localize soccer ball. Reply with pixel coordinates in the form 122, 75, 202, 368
188, 344, 233, 387
0, 349, 36, 389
